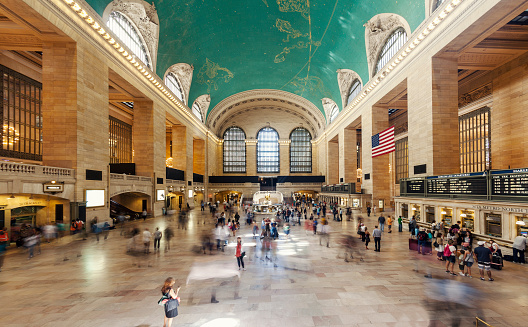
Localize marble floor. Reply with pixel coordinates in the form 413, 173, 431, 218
0, 209, 527, 327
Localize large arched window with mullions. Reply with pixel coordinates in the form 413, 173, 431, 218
290, 128, 312, 173
191, 102, 203, 122
165, 73, 184, 103
432, 0, 446, 12
257, 127, 279, 173
329, 103, 339, 123
223, 127, 246, 173
346, 79, 362, 107
107, 11, 151, 69
374, 27, 407, 76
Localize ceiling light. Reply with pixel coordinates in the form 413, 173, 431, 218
72, 3, 81, 12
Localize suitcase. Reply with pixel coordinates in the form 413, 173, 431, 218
491, 254, 503, 270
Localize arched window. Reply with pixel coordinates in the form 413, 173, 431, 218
374, 28, 407, 75
257, 127, 279, 173
165, 73, 184, 103
329, 104, 339, 123
290, 128, 312, 173
107, 11, 151, 69
192, 103, 203, 122
432, 0, 446, 12
223, 127, 246, 173
346, 79, 362, 106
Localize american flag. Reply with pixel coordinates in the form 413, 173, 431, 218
371, 126, 395, 157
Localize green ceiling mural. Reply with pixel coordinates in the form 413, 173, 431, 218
85, 0, 425, 118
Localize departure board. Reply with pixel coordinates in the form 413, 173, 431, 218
406, 179, 425, 194
491, 169, 528, 196
427, 173, 487, 195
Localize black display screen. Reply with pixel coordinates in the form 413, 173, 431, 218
492, 170, 528, 196
406, 180, 425, 194
427, 174, 487, 195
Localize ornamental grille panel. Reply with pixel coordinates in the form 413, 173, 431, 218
109, 116, 132, 164
257, 127, 279, 173
223, 127, 246, 173
459, 107, 490, 173
395, 137, 408, 183
0, 64, 42, 161
290, 127, 312, 173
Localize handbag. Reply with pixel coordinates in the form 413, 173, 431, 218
165, 298, 179, 312
241, 251, 246, 258
433, 241, 439, 248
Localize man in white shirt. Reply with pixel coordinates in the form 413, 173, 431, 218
512, 234, 527, 264
143, 228, 152, 254
372, 226, 382, 252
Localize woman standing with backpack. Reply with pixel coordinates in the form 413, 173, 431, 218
434, 233, 444, 261
444, 240, 457, 276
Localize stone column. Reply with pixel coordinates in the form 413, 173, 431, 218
408, 56, 459, 176
246, 140, 257, 176
279, 140, 290, 174
370, 105, 391, 210
193, 138, 205, 175
339, 129, 357, 183
171, 126, 187, 172
327, 138, 339, 184
132, 100, 156, 177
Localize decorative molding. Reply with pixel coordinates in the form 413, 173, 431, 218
164, 63, 194, 106
193, 94, 211, 121
458, 83, 492, 108
364, 13, 411, 78
207, 89, 325, 136
321, 98, 338, 124
336, 69, 362, 110
103, 0, 159, 72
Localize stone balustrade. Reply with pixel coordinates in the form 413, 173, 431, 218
0, 162, 74, 178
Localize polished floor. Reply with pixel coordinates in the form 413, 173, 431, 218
0, 209, 527, 327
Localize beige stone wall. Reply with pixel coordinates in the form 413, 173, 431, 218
339, 129, 357, 183
193, 138, 205, 175
327, 138, 339, 184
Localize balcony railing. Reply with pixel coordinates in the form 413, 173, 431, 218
110, 173, 152, 183
0, 162, 74, 178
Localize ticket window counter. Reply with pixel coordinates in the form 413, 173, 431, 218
516, 216, 528, 236
411, 204, 421, 221
460, 210, 475, 231
440, 208, 453, 228
485, 214, 502, 238
425, 206, 435, 223
401, 204, 409, 219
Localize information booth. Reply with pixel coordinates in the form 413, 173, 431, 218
411, 204, 421, 220
425, 206, 435, 223
460, 209, 475, 231
440, 208, 453, 227
485, 213, 502, 237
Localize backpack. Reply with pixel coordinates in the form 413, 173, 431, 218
444, 245, 452, 257
417, 232, 426, 241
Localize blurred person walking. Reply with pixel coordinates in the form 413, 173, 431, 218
153, 227, 162, 252
474, 241, 494, 281
143, 228, 152, 254
387, 216, 393, 233
372, 226, 382, 252
364, 227, 371, 250
164, 226, 174, 252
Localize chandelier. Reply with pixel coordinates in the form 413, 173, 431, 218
166, 157, 173, 167
2, 124, 19, 146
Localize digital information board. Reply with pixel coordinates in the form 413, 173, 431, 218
406, 179, 425, 194
426, 172, 487, 195
491, 169, 528, 196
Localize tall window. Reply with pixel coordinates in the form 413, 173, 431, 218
109, 116, 132, 163
374, 28, 407, 75
192, 103, 203, 122
290, 127, 312, 173
459, 107, 491, 173
257, 127, 279, 173
165, 73, 184, 103
433, 0, 446, 12
0, 64, 42, 161
346, 80, 361, 106
223, 127, 246, 173
395, 137, 408, 184
107, 11, 151, 69
329, 104, 339, 123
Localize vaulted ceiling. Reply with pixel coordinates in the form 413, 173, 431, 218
86, 0, 425, 119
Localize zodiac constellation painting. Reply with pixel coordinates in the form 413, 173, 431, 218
196, 58, 234, 93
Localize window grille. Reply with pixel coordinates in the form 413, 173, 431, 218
0, 64, 42, 161
165, 73, 184, 103
395, 137, 408, 184
257, 127, 279, 173
329, 104, 339, 123
223, 127, 246, 173
433, 0, 446, 12
109, 116, 132, 164
346, 80, 361, 107
192, 103, 202, 122
374, 28, 407, 75
107, 11, 151, 69
290, 127, 312, 173
459, 107, 491, 173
